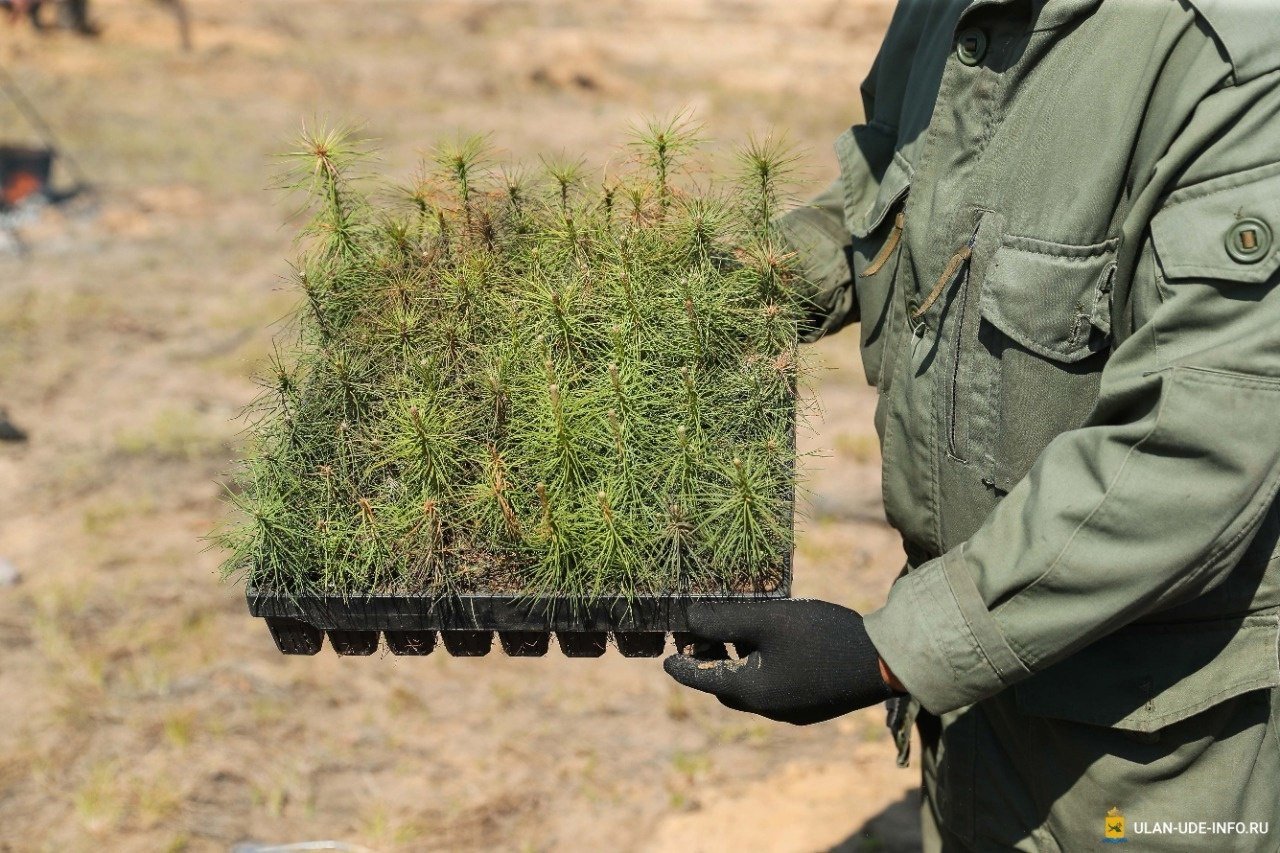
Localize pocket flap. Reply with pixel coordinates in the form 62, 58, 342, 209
834, 122, 911, 239
979, 235, 1119, 363
1014, 614, 1280, 733
1152, 161, 1280, 284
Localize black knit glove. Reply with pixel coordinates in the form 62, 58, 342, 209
663, 599, 894, 725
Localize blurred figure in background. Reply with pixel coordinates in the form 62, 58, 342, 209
1, 0, 97, 36
1, 0, 35, 25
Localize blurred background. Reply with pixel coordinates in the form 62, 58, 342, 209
0, 1, 915, 850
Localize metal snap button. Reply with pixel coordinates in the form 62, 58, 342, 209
1226, 218, 1273, 264
956, 27, 989, 66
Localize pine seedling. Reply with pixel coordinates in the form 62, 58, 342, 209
465, 443, 524, 545
672, 193, 732, 265
528, 482, 581, 597
628, 112, 703, 215
351, 494, 394, 591
678, 365, 704, 441
371, 397, 466, 499
432, 135, 490, 231
599, 176, 618, 221
583, 486, 645, 597
619, 180, 652, 227
701, 454, 789, 585
219, 462, 308, 592
734, 132, 801, 234
540, 154, 587, 215
392, 159, 437, 241
383, 494, 455, 594
662, 424, 703, 507
318, 345, 377, 421
281, 123, 375, 264
499, 164, 530, 213
528, 379, 595, 492
475, 349, 517, 435
602, 401, 652, 509
517, 268, 592, 356
247, 343, 302, 425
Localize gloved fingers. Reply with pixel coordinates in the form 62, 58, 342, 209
681, 601, 776, 645
662, 650, 761, 704
716, 693, 751, 714
763, 708, 828, 726
671, 631, 730, 661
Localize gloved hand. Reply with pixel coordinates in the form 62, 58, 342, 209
663, 599, 897, 725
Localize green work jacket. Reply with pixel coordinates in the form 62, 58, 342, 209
779, 0, 1280, 729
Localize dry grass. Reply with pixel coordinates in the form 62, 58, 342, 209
0, 1, 913, 850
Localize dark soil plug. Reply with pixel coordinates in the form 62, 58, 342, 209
266, 617, 324, 655
614, 632, 667, 657
557, 631, 608, 657
327, 629, 379, 655
500, 631, 551, 656
442, 630, 493, 656
385, 630, 437, 655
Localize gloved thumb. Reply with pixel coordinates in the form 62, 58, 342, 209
663, 652, 753, 701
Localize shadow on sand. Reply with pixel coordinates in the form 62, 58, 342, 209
829, 789, 923, 852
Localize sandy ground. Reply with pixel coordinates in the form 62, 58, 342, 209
0, 1, 923, 850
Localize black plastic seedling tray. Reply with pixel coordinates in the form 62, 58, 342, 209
247, 559, 791, 659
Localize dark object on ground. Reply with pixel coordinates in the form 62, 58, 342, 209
663, 599, 892, 725
0, 145, 53, 209
0, 66, 93, 252
0, 409, 27, 442
0, 64, 92, 199
247, 573, 791, 658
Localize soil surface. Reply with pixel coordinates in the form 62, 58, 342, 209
0, 1, 921, 850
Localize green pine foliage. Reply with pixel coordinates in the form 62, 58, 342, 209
218, 117, 810, 599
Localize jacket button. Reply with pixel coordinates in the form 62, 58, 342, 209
1226, 218, 1273, 264
956, 27, 989, 66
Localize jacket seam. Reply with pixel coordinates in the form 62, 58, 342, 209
993, 376, 1168, 645
1174, 438, 1280, 603
1176, 365, 1280, 389
1003, 368, 1280, 664
1157, 158, 1280, 210
943, 546, 1026, 688
909, 570, 965, 683
999, 235, 1120, 258
1122, 670, 1279, 728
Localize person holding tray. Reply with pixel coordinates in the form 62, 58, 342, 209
665, 1, 1280, 849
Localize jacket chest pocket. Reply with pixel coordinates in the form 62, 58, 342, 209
835, 123, 912, 388
954, 233, 1118, 491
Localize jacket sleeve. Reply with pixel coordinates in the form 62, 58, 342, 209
864, 70, 1280, 714
776, 179, 857, 342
